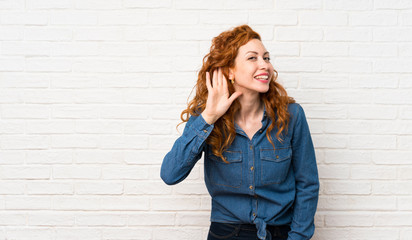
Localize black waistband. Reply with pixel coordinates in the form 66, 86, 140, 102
212, 222, 290, 231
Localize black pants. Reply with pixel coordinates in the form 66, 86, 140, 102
207, 222, 290, 240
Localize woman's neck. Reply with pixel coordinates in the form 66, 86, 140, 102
235, 92, 264, 124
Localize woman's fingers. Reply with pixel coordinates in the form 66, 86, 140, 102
205, 71, 212, 91
212, 69, 218, 88
228, 91, 242, 103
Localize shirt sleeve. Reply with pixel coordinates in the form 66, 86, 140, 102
288, 104, 320, 240
160, 114, 214, 185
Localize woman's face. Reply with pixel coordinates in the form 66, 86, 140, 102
229, 39, 274, 94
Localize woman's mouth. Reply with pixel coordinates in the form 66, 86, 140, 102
254, 75, 269, 83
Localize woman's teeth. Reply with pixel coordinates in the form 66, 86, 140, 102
255, 75, 268, 80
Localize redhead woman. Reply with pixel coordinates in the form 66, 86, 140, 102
161, 25, 319, 240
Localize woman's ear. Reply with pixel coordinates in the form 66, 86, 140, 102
228, 68, 235, 80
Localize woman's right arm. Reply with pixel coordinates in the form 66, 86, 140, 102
160, 114, 214, 185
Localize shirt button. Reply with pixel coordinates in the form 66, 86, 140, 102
249, 145, 253, 150
203, 130, 208, 133
253, 213, 256, 217
250, 166, 254, 171
259, 130, 262, 133
276, 155, 279, 159
249, 185, 253, 190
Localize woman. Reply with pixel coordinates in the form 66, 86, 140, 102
161, 25, 319, 240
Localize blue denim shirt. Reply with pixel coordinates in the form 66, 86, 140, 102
161, 103, 319, 240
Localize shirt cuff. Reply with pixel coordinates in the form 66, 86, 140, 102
189, 114, 214, 140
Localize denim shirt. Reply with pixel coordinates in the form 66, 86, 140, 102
161, 103, 319, 240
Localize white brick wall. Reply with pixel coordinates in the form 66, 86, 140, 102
0, 1, 411, 239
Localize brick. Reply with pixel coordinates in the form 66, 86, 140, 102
324, 90, 374, 104
351, 166, 397, 180
102, 166, 150, 180
100, 73, 149, 88
124, 57, 172, 73
0, 212, 26, 225
154, 227, 203, 240
324, 213, 374, 227
27, 181, 74, 195
74, 150, 123, 164
148, 10, 198, 25
6, 228, 53, 240
301, 43, 349, 57
125, 26, 173, 41
199, 11, 248, 25
0, 151, 25, 164
399, 166, 412, 180
76, 120, 123, 134
26, 120, 74, 134
325, 0, 373, 10
323, 59, 372, 73
0, 27, 23, 40
26, 0, 72, 9
123, 88, 173, 104
100, 196, 150, 210
318, 196, 396, 211
300, 75, 348, 89
52, 196, 101, 210
52, 105, 99, 119
374, 213, 412, 226
265, 42, 300, 57
176, 212, 210, 226
374, 28, 412, 42
6, 196, 51, 210
129, 212, 175, 226
0, 73, 49, 88
98, 135, 149, 150
175, 26, 228, 41
1, 41, 51, 56
312, 135, 347, 148
51, 43, 99, 56
124, 150, 165, 165
50, 135, 99, 148
302, 105, 347, 119
374, 90, 412, 104
72, 59, 123, 73
349, 135, 396, 150
399, 197, 412, 210
74, 28, 122, 41
350, 75, 398, 89
324, 150, 371, 164
53, 165, 100, 179
76, 213, 127, 226
0, 58, 25, 71
28, 212, 74, 226
51, 11, 98, 25
350, 43, 397, 57
26, 150, 73, 164
401, 228, 412, 240
348, 105, 397, 119
0, 0, 24, 9
373, 181, 412, 195
325, 27, 372, 41
102, 228, 152, 240
282, 89, 322, 104
375, 59, 412, 73
124, 180, 172, 195
323, 181, 371, 195
27, 58, 72, 72
374, 0, 412, 9
151, 197, 201, 210
74, 89, 123, 103
50, 74, 99, 88
318, 165, 350, 179
0, 181, 25, 194
2, 129, 48, 149
124, 0, 172, 8
0, 90, 23, 103
275, 58, 322, 72
276, 0, 322, 9
75, 0, 122, 9
99, 105, 150, 119
300, 12, 347, 26
124, 120, 172, 135
55, 228, 101, 240
0, 166, 50, 179
275, 27, 323, 41
174, 182, 208, 195
400, 43, 412, 56
350, 11, 398, 26
25, 27, 72, 41
373, 151, 412, 165
1, 11, 48, 25
75, 182, 123, 195
149, 42, 198, 57
99, 43, 149, 56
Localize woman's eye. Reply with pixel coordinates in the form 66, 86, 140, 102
264, 57, 271, 61
248, 56, 257, 60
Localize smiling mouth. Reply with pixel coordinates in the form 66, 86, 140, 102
254, 75, 269, 82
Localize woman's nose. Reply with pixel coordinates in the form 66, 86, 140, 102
258, 57, 269, 69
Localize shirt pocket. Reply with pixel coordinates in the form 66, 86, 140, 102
260, 147, 292, 185
207, 150, 243, 188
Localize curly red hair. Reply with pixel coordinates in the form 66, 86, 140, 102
180, 25, 295, 163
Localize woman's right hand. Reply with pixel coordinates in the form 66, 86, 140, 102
202, 68, 242, 125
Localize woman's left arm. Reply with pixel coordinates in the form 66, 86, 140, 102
288, 104, 320, 240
